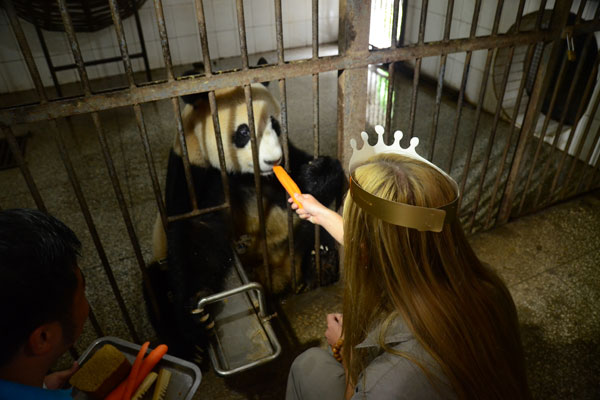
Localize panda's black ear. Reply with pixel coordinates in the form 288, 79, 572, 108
256, 57, 270, 87
180, 67, 209, 106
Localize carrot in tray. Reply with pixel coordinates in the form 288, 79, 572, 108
105, 343, 168, 400
273, 165, 303, 209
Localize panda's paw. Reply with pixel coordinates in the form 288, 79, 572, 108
191, 307, 216, 334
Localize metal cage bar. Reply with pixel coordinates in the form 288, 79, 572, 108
312, 0, 322, 285
447, 0, 482, 173
235, 0, 272, 291
407, 0, 428, 140
428, 0, 454, 162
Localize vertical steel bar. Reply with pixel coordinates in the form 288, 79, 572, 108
57, 0, 92, 96
467, 0, 524, 231
195, 0, 232, 213
407, 0, 428, 139
3, 0, 46, 102
312, 0, 322, 285
548, 51, 599, 198
90, 112, 162, 323
517, 52, 568, 213
236, 0, 271, 291
586, 151, 600, 190
87, 307, 105, 337
51, 119, 140, 341
581, 124, 600, 190
447, 0, 482, 172
235, 0, 250, 70
391, 0, 400, 48
108, 0, 136, 87
338, 0, 371, 172
384, 63, 396, 139
154, 0, 198, 211
35, 26, 63, 97
484, 0, 547, 228
458, 0, 503, 211
533, 36, 593, 208
274, 0, 296, 291
428, 0, 454, 161
498, 0, 573, 223
576, 0, 587, 22
131, 4, 152, 82
3, 126, 46, 212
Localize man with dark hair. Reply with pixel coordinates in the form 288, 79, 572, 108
0, 209, 89, 399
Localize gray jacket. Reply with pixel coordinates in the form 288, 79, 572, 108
351, 316, 456, 400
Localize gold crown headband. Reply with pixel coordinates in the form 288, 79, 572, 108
349, 126, 460, 233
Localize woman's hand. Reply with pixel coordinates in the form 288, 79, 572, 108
44, 361, 79, 389
325, 313, 343, 347
288, 194, 344, 244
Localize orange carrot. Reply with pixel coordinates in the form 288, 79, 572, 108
121, 341, 149, 400
273, 166, 303, 209
105, 342, 164, 400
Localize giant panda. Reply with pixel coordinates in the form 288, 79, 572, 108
146, 60, 345, 361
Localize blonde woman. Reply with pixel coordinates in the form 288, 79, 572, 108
285, 148, 531, 399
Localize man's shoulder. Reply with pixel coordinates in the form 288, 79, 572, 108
0, 379, 73, 400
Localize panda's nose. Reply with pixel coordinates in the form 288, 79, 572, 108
264, 158, 282, 167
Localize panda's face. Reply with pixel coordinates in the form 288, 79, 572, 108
181, 84, 283, 175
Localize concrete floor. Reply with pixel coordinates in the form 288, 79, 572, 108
1, 44, 599, 398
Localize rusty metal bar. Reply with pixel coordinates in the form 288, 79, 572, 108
581, 124, 600, 190
133, 105, 168, 232
108, 0, 136, 88
549, 51, 600, 197
576, 0, 587, 23
384, 0, 401, 139
3, 27, 581, 126
87, 306, 104, 338
499, 0, 574, 223
167, 204, 230, 223
3, 126, 46, 212
467, 0, 524, 231
52, 54, 146, 73
458, 0, 503, 211
517, 52, 568, 214
391, 0, 400, 48
51, 119, 139, 341
533, 35, 594, 208
3, 0, 46, 102
154, 0, 174, 80
407, 0, 428, 139
153, 0, 198, 212
57, 0, 92, 96
89, 112, 162, 323
312, 0, 322, 285
429, 0, 454, 161
274, 0, 296, 291
35, 26, 63, 98
195, 0, 232, 215
235, 0, 271, 291
484, 0, 547, 227
235, 0, 250, 70
596, 1, 600, 20
131, 5, 152, 82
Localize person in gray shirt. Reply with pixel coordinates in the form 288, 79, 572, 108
285, 133, 530, 400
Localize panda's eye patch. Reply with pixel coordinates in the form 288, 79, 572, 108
270, 116, 281, 136
233, 124, 251, 148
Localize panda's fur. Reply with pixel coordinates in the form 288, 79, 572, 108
146, 62, 345, 360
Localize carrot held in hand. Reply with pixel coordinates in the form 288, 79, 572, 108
273, 166, 303, 209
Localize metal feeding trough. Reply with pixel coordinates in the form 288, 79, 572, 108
194, 251, 281, 376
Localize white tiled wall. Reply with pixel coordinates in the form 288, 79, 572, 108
0, 0, 339, 93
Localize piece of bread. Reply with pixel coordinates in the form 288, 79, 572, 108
69, 344, 131, 400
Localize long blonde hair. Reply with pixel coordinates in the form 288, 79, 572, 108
341, 153, 530, 399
